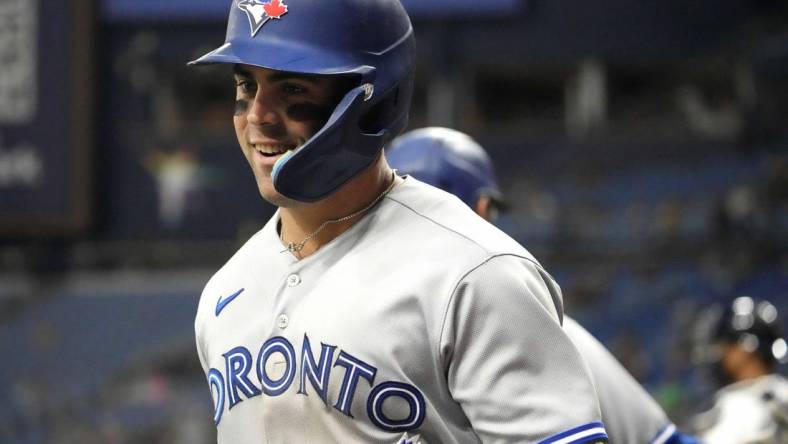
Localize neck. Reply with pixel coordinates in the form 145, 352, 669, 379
278, 155, 400, 258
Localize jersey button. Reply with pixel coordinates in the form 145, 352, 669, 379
277, 314, 289, 329
286, 274, 301, 287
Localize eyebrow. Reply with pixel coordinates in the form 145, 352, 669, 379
233, 65, 253, 78
267, 71, 320, 85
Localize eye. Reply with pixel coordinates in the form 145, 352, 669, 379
235, 79, 256, 95
282, 83, 307, 95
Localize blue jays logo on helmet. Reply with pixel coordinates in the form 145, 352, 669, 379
238, 0, 289, 37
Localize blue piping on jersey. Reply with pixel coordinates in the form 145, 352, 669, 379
658, 425, 703, 444
537, 421, 608, 444
650, 424, 677, 444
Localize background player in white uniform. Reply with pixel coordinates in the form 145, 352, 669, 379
691, 296, 788, 443
189, 1, 608, 442
386, 127, 702, 444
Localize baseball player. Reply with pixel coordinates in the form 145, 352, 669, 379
691, 296, 788, 443
189, 1, 608, 443
386, 127, 701, 444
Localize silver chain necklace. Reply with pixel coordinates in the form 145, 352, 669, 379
279, 171, 398, 254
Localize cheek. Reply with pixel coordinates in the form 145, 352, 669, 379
286, 102, 333, 124
292, 121, 326, 143
286, 102, 334, 138
234, 99, 250, 116
234, 99, 249, 131
233, 116, 247, 141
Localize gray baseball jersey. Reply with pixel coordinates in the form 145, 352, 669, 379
562, 317, 678, 444
195, 177, 608, 443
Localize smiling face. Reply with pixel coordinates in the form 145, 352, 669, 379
232, 64, 352, 206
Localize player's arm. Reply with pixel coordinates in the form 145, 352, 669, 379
440, 254, 608, 443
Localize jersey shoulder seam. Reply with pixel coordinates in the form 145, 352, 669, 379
386, 196, 554, 364
386, 195, 547, 271
386, 195, 493, 256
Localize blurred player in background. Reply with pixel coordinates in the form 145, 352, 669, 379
692, 296, 788, 443
189, 1, 608, 442
387, 127, 703, 444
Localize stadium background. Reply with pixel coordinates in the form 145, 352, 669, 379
1, 0, 787, 442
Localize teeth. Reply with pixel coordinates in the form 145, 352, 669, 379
253, 144, 288, 155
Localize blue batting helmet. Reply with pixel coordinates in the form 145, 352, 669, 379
189, 0, 416, 202
386, 127, 505, 209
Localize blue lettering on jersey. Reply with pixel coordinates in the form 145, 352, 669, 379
368, 381, 426, 432
208, 368, 225, 425
223, 346, 261, 409
333, 350, 377, 417
206, 334, 426, 434
298, 334, 336, 406
257, 336, 297, 396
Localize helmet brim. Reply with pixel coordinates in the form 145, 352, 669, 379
188, 41, 373, 79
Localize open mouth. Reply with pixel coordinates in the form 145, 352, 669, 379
251, 143, 294, 157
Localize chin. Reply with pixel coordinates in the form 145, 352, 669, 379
257, 182, 297, 208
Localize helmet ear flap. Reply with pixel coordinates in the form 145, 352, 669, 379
273, 83, 397, 201
360, 71, 414, 139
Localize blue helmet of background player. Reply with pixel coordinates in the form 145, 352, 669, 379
189, 0, 416, 202
694, 296, 788, 386
385, 127, 506, 210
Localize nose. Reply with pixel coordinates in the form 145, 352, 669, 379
246, 89, 281, 127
